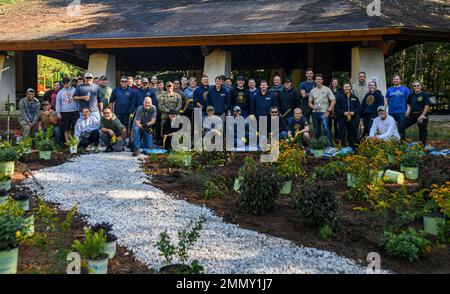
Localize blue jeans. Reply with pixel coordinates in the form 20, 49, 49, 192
390, 113, 405, 125
312, 112, 332, 146
133, 125, 153, 151
280, 131, 288, 140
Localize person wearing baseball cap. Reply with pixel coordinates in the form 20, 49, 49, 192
73, 72, 103, 120
98, 75, 112, 108
56, 76, 78, 143
279, 78, 299, 124
132, 75, 142, 90
162, 109, 183, 151
18, 88, 40, 137
230, 76, 250, 118
369, 105, 400, 141
110, 76, 135, 128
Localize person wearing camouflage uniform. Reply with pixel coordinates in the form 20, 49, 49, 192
157, 81, 182, 144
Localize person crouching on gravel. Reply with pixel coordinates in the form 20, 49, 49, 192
100, 107, 127, 152
74, 107, 100, 151
132, 97, 157, 156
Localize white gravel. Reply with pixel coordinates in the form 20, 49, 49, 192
22, 153, 370, 274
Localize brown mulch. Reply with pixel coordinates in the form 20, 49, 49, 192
142, 153, 450, 274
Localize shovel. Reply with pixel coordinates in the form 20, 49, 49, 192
17, 162, 44, 190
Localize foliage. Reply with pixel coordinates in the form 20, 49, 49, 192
344, 155, 373, 200
37, 139, 55, 152
319, 225, 333, 241
429, 182, 450, 218
400, 144, 425, 168
38, 55, 83, 90
203, 181, 223, 199
313, 161, 346, 180
238, 163, 283, 215
65, 135, 78, 147
35, 127, 54, 142
0, 201, 24, 251
380, 228, 431, 262
363, 181, 425, 229
309, 136, 328, 150
163, 151, 192, 168
72, 229, 107, 260
0, 148, 18, 162
19, 136, 33, 149
293, 179, 341, 230
156, 215, 206, 274
196, 151, 231, 166
274, 143, 306, 179
358, 138, 388, 170
437, 221, 450, 244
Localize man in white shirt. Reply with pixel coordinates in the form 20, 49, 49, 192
369, 106, 400, 141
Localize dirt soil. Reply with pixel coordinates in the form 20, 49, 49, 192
142, 153, 450, 274
9, 151, 154, 274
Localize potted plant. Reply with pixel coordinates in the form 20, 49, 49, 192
22, 211, 35, 237
310, 136, 328, 158
18, 136, 33, 155
0, 148, 18, 177
383, 139, 402, 165
37, 139, 55, 160
423, 182, 449, 235
72, 229, 109, 274
234, 157, 255, 193
66, 136, 78, 154
383, 169, 405, 185
92, 222, 118, 259
156, 215, 206, 274
0, 212, 24, 274
400, 145, 424, 181
0, 175, 11, 192
12, 194, 30, 211
0, 190, 8, 205
274, 143, 306, 195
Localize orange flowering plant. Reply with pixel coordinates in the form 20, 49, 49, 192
274, 142, 307, 179
429, 182, 450, 218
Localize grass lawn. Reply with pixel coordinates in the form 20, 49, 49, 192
406, 121, 450, 145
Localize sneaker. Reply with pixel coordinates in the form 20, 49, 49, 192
132, 150, 140, 157
94, 146, 99, 153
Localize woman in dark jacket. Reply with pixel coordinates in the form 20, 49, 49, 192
360, 81, 384, 137
329, 78, 343, 141
335, 82, 360, 148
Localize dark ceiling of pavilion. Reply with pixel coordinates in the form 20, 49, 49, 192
0, 0, 449, 41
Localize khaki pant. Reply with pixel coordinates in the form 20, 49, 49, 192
19, 121, 37, 137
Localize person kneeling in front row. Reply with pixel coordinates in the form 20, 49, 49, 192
132, 97, 157, 156
369, 106, 400, 141
100, 107, 127, 152
74, 107, 100, 151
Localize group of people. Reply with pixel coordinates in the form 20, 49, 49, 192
17, 69, 431, 155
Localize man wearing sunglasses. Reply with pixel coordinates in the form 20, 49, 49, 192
110, 76, 134, 128
73, 73, 103, 121
399, 82, 430, 145
56, 77, 78, 143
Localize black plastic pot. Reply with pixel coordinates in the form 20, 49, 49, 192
12, 194, 29, 201
159, 264, 192, 274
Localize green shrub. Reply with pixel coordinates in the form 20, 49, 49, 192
0, 148, 18, 162
164, 151, 191, 168
203, 181, 223, 199
293, 179, 341, 229
238, 164, 283, 215
380, 228, 431, 262
72, 229, 107, 260
0, 201, 24, 251
309, 136, 328, 150
313, 161, 346, 180
437, 220, 450, 244
196, 151, 231, 166
319, 225, 333, 241
37, 139, 55, 152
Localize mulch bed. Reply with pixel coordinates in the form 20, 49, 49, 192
142, 153, 450, 274
9, 151, 155, 274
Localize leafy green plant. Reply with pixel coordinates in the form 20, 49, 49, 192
72, 229, 107, 260
156, 215, 206, 274
0, 148, 18, 162
309, 136, 328, 150
65, 135, 78, 147
196, 151, 231, 166
0, 201, 24, 251
319, 225, 333, 241
313, 161, 346, 180
203, 181, 223, 199
400, 144, 425, 168
35, 126, 54, 142
274, 143, 306, 179
37, 139, 55, 152
164, 151, 191, 168
380, 228, 431, 262
238, 164, 283, 215
437, 220, 450, 244
19, 136, 32, 149
293, 179, 341, 229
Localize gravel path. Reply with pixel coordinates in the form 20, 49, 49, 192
22, 153, 368, 274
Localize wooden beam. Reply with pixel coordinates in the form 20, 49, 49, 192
0, 28, 401, 51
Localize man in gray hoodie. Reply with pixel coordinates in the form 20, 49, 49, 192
352, 71, 369, 103
56, 77, 78, 143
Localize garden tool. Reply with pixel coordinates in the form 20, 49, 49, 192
17, 162, 44, 190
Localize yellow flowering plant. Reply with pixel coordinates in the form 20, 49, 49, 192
429, 182, 450, 218
274, 142, 307, 179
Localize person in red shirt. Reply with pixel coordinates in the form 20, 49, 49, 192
43, 81, 61, 110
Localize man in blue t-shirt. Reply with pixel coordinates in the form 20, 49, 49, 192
110, 76, 135, 128
299, 68, 316, 123
385, 75, 410, 125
